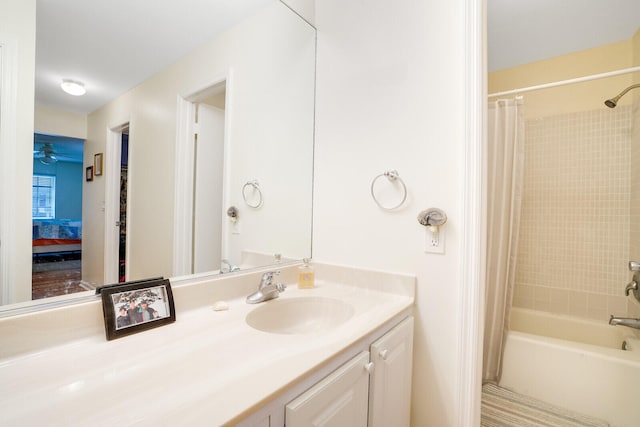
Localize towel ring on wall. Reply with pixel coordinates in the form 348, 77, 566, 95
370, 170, 407, 210
242, 180, 264, 208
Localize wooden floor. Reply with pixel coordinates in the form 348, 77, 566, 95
32, 261, 85, 300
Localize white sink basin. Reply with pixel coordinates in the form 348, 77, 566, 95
246, 296, 355, 334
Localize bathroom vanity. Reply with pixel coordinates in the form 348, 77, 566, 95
0, 262, 415, 426
240, 314, 414, 426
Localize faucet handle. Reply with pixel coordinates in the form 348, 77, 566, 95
625, 280, 638, 296
260, 270, 280, 288
629, 261, 640, 271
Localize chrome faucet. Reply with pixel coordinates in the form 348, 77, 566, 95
220, 259, 240, 274
246, 271, 286, 304
609, 315, 640, 329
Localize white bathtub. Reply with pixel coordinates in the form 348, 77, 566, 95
500, 308, 640, 427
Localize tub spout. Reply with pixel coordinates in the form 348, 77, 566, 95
609, 315, 640, 329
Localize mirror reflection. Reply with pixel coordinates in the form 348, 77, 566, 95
32, 133, 85, 299
1, 0, 315, 310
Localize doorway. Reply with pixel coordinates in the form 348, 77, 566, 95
31, 133, 85, 299
192, 97, 226, 273
173, 78, 229, 276
119, 133, 129, 282
105, 123, 130, 284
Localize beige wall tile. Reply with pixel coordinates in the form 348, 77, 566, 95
513, 106, 634, 319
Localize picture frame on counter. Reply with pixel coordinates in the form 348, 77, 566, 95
99, 277, 176, 341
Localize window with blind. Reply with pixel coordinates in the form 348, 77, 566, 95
33, 175, 56, 219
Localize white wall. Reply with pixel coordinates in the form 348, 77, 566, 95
0, 0, 36, 303
280, 0, 315, 26
314, 1, 474, 425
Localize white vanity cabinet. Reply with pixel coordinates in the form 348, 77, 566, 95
286, 351, 371, 426
236, 315, 414, 427
368, 315, 414, 427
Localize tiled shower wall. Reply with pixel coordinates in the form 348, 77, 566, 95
512, 105, 639, 321
630, 98, 640, 318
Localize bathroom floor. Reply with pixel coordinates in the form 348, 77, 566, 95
481, 383, 609, 427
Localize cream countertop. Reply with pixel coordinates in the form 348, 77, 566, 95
0, 262, 414, 426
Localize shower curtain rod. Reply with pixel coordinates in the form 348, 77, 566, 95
488, 65, 640, 98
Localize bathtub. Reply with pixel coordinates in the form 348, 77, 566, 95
500, 308, 640, 427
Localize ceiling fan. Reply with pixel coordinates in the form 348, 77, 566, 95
33, 134, 85, 165
33, 143, 67, 165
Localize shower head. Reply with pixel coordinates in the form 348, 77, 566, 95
605, 84, 640, 108
604, 97, 619, 108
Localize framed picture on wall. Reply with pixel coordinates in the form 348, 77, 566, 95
94, 153, 103, 176
86, 166, 94, 182
99, 278, 176, 341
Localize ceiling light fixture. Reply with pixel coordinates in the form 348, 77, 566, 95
60, 79, 86, 96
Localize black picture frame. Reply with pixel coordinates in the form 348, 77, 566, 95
86, 166, 94, 182
99, 278, 176, 341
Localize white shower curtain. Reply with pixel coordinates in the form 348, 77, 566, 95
483, 97, 525, 384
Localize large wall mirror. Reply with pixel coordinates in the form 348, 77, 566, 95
0, 0, 315, 312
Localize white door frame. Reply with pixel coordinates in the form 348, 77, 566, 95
104, 122, 129, 284
173, 70, 232, 276
0, 40, 19, 303
456, 0, 485, 425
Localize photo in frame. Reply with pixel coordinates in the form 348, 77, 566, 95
86, 166, 94, 181
99, 278, 176, 341
94, 153, 103, 176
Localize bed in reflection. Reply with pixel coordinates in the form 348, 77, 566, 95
32, 219, 85, 300
32, 219, 82, 255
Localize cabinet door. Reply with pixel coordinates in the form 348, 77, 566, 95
286, 351, 370, 427
368, 316, 414, 427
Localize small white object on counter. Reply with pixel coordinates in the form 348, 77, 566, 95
213, 300, 229, 311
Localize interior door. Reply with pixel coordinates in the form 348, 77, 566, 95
192, 103, 225, 273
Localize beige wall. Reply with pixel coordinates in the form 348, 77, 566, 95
34, 106, 87, 139
490, 35, 640, 321
633, 28, 640, 87
489, 40, 634, 119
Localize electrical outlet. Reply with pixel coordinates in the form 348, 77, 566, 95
425, 227, 445, 254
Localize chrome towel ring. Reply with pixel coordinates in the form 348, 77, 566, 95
370, 170, 407, 210
242, 180, 264, 208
